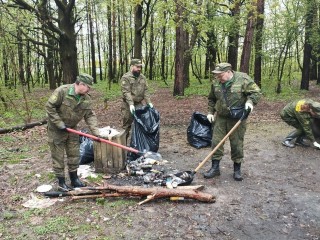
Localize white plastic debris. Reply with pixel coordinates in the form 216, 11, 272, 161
99, 126, 120, 140
78, 164, 97, 178
36, 184, 52, 193
22, 193, 58, 208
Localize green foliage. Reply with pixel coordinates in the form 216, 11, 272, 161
33, 216, 70, 235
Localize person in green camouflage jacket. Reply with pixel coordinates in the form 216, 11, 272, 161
46, 73, 100, 191
280, 99, 320, 149
204, 63, 262, 181
121, 59, 153, 141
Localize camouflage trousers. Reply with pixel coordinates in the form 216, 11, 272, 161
211, 116, 247, 163
121, 101, 143, 141
280, 111, 304, 136
48, 130, 80, 178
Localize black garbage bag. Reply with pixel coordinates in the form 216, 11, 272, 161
187, 112, 213, 149
79, 129, 94, 165
128, 106, 160, 161
312, 118, 320, 138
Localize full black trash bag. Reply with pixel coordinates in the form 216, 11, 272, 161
312, 118, 320, 138
79, 129, 94, 165
187, 112, 213, 149
128, 106, 160, 161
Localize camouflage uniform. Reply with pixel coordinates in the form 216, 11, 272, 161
46, 84, 99, 177
280, 99, 320, 143
121, 71, 151, 136
208, 71, 261, 163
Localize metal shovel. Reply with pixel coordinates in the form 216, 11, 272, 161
172, 112, 248, 186
66, 128, 162, 160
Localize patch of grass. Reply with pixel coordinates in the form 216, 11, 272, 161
96, 198, 106, 205
33, 216, 70, 235
104, 199, 136, 208
2, 211, 16, 220
0, 135, 16, 143
86, 174, 103, 183
11, 195, 23, 202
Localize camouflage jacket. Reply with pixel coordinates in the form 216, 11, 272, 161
45, 84, 99, 136
208, 71, 262, 117
121, 71, 151, 106
281, 99, 317, 141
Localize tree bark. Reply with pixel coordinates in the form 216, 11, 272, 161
71, 184, 216, 204
240, 3, 256, 74
227, 0, 241, 70
254, 0, 264, 88
174, 0, 185, 96
301, 0, 316, 90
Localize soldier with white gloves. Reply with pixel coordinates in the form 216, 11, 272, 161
121, 59, 153, 142
204, 63, 261, 181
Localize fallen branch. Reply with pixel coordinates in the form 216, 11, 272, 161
0, 119, 47, 134
85, 183, 216, 203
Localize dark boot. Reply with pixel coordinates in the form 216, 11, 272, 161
233, 162, 243, 181
295, 135, 310, 147
57, 177, 72, 192
203, 160, 220, 179
282, 131, 300, 148
69, 171, 86, 188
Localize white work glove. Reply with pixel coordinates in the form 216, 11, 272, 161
129, 105, 135, 114
245, 102, 253, 112
313, 141, 320, 149
148, 103, 153, 108
207, 114, 215, 123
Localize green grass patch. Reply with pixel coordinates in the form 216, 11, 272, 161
33, 216, 70, 235
0, 135, 16, 143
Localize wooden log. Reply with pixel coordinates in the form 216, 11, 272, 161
86, 184, 216, 203
0, 119, 47, 134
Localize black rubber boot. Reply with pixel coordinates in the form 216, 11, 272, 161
295, 135, 310, 147
203, 160, 220, 179
57, 177, 72, 192
69, 171, 86, 188
282, 131, 300, 148
233, 162, 243, 181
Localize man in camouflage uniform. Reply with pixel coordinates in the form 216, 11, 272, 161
46, 73, 100, 191
121, 59, 153, 141
204, 63, 261, 181
280, 99, 320, 149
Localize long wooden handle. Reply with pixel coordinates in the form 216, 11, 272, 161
66, 128, 140, 154
194, 119, 242, 173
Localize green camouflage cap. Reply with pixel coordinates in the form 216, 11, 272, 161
130, 59, 143, 67
212, 63, 232, 74
77, 73, 93, 86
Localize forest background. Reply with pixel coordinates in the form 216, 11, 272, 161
0, 0, 319, 128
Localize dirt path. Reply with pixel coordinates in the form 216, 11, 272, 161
0, 85, 320, 239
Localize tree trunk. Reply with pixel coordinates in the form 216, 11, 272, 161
148, 14, 155, 80
254, 0, 264, 88
240, 3, 256, 74
174, 1, 185, 96
227, 0, 241, 70
112, 0, 117, 83
161, 7, 167, 82
87, 1, 96, 82
94, 3, 103, 81
107, 4, 114, 82
301, 0, 316, 90
134, 4, 143, 59
57, 4, 79, 84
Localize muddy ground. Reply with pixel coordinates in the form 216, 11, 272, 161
0, 84, 320, 240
